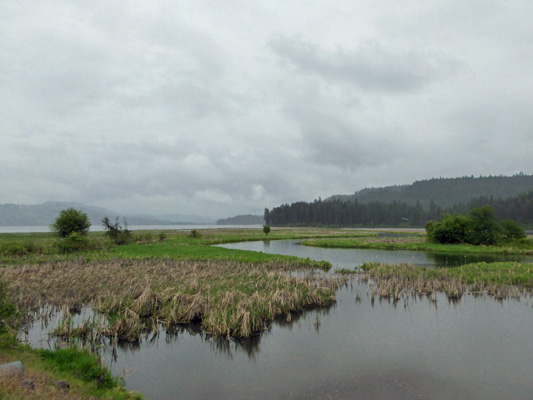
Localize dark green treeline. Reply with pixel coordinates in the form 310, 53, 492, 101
264, 191, 533, 227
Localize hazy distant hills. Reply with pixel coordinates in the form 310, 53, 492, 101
0, 201, 216, 226
216, 214, 264, 225
327, 174, 533, 208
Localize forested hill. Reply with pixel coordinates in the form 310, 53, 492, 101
328, 174, 533, 208
264, 191, 533, 227
216, 214, 264, 225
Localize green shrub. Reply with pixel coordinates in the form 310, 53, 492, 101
51, 208, 91, 237
500, 219, 527, 241
102, 216, 133, 245
425, 214, 468, 244
426, 205, 526, 246
57, 232, 90, 253
135, 232, 154, 244
464, 205, 501, 245
189, 229, 201, 238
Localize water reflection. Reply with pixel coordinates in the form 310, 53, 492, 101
427, 251, 529, 267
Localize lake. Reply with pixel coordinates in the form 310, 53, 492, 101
23, 240, 533, 400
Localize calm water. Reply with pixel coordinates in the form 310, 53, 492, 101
24, 241, 533, 400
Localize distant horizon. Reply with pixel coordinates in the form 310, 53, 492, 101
1, 172, 532, 220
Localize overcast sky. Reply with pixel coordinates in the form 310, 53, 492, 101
1, 1, 532, 218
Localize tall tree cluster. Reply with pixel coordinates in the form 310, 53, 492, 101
264, 191, 533, 227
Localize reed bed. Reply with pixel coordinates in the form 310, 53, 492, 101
359, 262, 533, 302
0, 258, 347, 340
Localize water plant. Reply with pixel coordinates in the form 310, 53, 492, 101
0, 258, 348, 341
359, 261, 533, 301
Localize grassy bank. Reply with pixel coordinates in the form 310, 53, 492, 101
0, 227, 374, 267
359, 261, 533, 302
302, 235, 533, 255
0, 281, 141, 400
0, 337, 143, 400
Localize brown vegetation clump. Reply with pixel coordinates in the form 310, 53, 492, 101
0, 258, 347, 340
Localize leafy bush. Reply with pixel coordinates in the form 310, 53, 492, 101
57, 232, 90, 253
263, 225, 271, 236
426, 205, 526, 246
135, 232, 154, 244
500, 219, 527, 241
102, 216, 133, 245
464, 205, 501, 245
425, 214, 468, 244
189, 229, 201, 238
51, 208, 91, 237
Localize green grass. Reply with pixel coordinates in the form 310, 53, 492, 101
361, 261, 533, 287
39, 347, 115, 390
0, 227, 375, 267
303, 235, 533, 255
359, 261, 533, 301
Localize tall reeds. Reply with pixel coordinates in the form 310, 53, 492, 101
359, 262, 531, 301
0, 258, 348, 341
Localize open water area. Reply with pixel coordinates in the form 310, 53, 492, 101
22, 240, 533, 400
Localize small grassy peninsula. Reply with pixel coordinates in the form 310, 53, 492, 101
359, 261, 533, 302
302, 235, 533, 255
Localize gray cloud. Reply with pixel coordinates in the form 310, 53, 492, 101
270, 37, 448, 93
1, 1, 533, 218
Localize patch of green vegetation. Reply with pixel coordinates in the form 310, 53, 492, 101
303, 236, 533, 255
0, 227, 375, 267
360, 261, 533, 300
0, 341, 142, 399
1, 259, 140, 400
39, 347, 115, 389
446, 261, 533, 287
425, 205, 526, 245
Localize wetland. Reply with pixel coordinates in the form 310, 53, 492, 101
2, 228, 533, 399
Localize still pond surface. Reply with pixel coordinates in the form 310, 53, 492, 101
27, 241, 533, 400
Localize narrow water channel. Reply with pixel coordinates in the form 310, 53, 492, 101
24, 241, 533, 400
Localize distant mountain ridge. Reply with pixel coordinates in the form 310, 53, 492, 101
216, 214, 264, 225
0, 201, 215, 226
327, 174, 533, 208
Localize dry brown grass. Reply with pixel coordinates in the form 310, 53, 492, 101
0, 258, 348, 340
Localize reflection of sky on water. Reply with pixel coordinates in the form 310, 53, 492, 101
218, 239, 533, 269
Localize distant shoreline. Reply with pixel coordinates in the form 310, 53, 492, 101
0, 224, 263, 234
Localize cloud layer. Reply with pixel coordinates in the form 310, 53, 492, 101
1, 1, 532, 217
